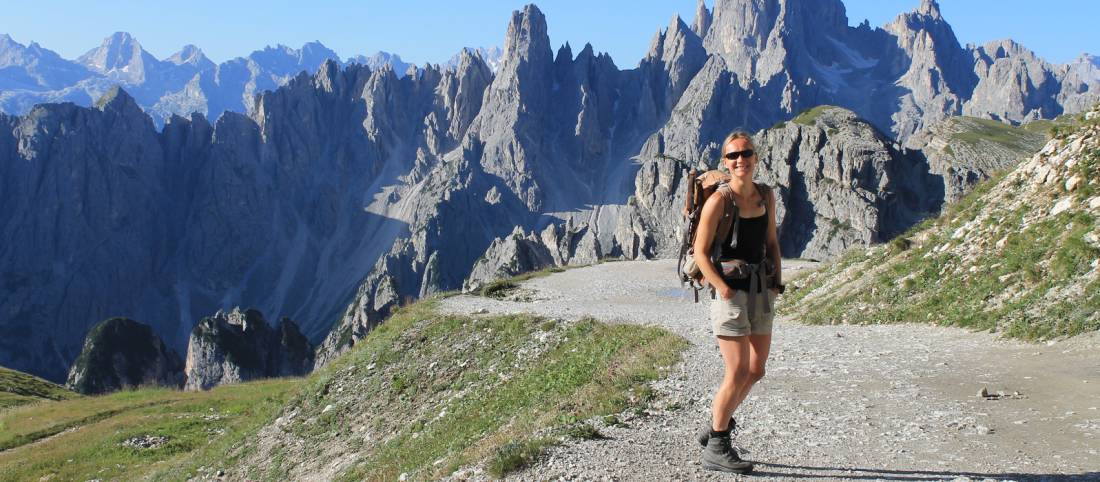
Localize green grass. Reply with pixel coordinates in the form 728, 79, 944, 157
0, 366, 80, 410
792, 105, 836, 126
950, 117, 1045, 151
786, 164, 1100, 340
1024, 112, 1083, 137
487, 439, 554, 477
230, 298, 685, 481
0, 378, 302, 482
326, 304, 687, 480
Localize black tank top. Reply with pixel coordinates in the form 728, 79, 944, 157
719, 214, 768, 291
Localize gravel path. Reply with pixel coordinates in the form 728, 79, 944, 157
439, 259, 1100, 481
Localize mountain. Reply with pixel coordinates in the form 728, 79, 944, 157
65, 317, 184, 394
184, 308, 313, 391
784, 108, 1100, 339
0, 2, 1083, 381
0, 34, 344, 125
445, 46, 504, 73
3, 1, 1098, 136
347, 51, 412, 77
0, 34, 92, 90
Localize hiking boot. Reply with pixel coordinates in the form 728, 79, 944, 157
701, 434, 754, 474
695, 417, 736, 447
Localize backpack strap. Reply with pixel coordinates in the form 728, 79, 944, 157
707, 184, 739, 300
753, 182, 771, 210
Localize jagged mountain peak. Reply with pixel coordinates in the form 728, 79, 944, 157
250, 41, 338, 69
501, 4, 551, 66
94, 85, 140, 112
78, 31, 150, 74
167, 44, 210, 67
692, 0, 712, 37
918, 0, 942, 18
645, 13, 703, 64
446, 46, 503, 73
979, 38, 1036, 59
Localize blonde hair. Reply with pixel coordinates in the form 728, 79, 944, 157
722, 130, 755, 154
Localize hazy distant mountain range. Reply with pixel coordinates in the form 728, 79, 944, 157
0, 32, 502, 125
1, 0, 1098, 384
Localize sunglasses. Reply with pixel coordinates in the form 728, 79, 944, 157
724, 149, 754, 160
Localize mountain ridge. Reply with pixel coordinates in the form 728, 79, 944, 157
0, 32, 505, 126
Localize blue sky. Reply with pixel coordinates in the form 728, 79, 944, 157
2, 1, 1095, 66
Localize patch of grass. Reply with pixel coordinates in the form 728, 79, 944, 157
487, 439, 553, 478
0, 366, 80, 410
562, 423, 603, 440
0, 378, 302, 482
793, 206, 1099, 339
951, 117, 1044, 151
329, 308, 687, 481
480, 279, 519, 298
1024, 112, 1082, 138
792, 105, 835, 126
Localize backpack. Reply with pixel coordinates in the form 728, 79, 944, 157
677, 167, 772, 303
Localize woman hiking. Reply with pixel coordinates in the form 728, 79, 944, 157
693, 131, 783, 474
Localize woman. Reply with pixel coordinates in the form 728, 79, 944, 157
693, 131, 782, 474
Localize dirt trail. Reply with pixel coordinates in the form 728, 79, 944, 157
440, 259, 1100, 481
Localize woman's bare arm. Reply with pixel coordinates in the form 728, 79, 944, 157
694, 193, 733, 300
765, 189, 782, 290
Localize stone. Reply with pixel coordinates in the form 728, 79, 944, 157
1051, 197, 1074, 216
1066, 175, 1083, 192
1085, 232, 1100, 248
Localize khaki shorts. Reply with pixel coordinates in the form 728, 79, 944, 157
710, 290, 776, 337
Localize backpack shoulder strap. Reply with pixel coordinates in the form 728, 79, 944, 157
712, 183, 739, 256
754, 182, 772, 209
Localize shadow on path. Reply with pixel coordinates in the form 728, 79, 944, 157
750, 462, 1098, 481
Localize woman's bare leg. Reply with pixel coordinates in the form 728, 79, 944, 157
727, 334, 772, 418
711, 335, 750, 431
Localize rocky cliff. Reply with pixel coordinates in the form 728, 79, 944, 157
184, 308, 314, 391
65, 318, 183, 394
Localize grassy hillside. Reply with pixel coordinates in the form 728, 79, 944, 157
0, 377, 300, 481
0, 366, 80, 410
781, 112, 1100, 339
0, 295, 687, 481
217, 299, 687, 481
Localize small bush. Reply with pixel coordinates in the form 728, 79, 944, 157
480, 280, 518, 298
487, 439, 551, 477
563, 423, 603, 440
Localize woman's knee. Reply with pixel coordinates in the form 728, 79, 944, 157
723, 365, 750, 384
747, 366, 766, 384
